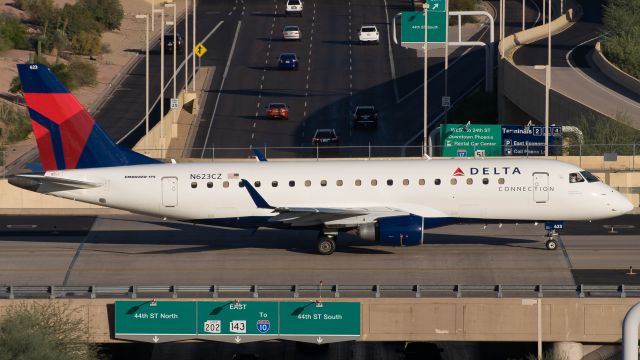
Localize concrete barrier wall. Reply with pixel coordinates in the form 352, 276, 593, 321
1, 297, 639, 343
592, 42, 640, 95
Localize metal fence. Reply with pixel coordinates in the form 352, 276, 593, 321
2, 284, 640, 299
2, 143, 640, 177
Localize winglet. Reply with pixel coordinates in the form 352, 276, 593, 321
241, 179, 273, 209
252, 149, 267, 162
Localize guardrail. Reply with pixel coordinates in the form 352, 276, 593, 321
2, 284, 640, 300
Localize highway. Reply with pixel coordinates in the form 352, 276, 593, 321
0, 214, 638, 286
512, 0, 640, 128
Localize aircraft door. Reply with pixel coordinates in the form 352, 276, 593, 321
533, 172, 549, 203
162, 177, 178, 207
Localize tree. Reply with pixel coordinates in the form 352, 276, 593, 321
0, 301, 100, 360
70, 31, 101, 56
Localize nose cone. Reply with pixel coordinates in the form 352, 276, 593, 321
620, 195, 635, 214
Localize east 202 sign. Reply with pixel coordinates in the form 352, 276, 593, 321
115, 300, 360, 344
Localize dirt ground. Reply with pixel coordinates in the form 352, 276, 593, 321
0, 0, 185, 168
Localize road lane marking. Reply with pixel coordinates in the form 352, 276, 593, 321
201, 20, 242, 157
565, 34, 640, 112
383, 0, 400, 103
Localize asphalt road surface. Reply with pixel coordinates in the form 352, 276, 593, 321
1, 214, 638, 287
512, 0, 640, 127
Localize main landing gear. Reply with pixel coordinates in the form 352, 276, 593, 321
317, 233, 337, 255
545, 230, 559, 251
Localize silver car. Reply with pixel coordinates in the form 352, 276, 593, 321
282, 25, 301, 40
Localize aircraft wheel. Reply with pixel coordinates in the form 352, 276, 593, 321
545, 238, 558, 251
317, 236, 336, 255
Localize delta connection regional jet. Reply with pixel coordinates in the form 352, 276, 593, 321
9, 64, 634, 254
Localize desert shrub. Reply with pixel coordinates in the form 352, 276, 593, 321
70, 30, 101, 56
0, 103, 31, 143
0, 301, 100, 360
68, 59, 97, 87
14, 0, 57, 26
78, 0, 124, 31
0, 17, 28, 50
602, 0, 640, 78
61, 3, 103, 38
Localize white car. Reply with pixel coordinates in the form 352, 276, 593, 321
358, 25, 379, 44
282, 25, 301, 40
285, 0, 303, 16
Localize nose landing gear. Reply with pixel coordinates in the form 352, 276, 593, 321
545, 231, 559, 250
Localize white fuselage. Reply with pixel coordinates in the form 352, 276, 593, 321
36, 158, 632, 227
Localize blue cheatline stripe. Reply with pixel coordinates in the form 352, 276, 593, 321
28, 108, 66, 170
17, 64, 69, 93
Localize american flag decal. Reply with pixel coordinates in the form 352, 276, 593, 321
227, 173, 239, 179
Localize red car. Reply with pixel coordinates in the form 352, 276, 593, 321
265, 103, 289, 119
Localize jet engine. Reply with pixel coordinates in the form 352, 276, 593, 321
356, 215, 423, 246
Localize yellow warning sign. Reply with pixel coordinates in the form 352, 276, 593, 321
194, 43, 207, 58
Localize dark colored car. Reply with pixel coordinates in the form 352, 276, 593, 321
312, 129, 339, 145
164, 33, 183, 53
353, 105, 378, 128
278, 53, 299, 70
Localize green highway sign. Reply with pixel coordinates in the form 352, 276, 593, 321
197, 301, 279, 343
115, 300, 361, 344
280, 301, 360, 343
401, 0, 448, 44
115, 301, 197, 343
440, 124, 503, 157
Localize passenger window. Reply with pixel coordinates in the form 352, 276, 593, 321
387, 179, 393, 186
254, 181, 261, 187
434, 179, 441, 185
569, 172, 585, 183
466, 178, 473, 185
336, 180, 343, 186
207, 182, 213, 188
371, 179, 378, 186
355, 179, 362, 186
418, 179, 425, 185
272, 181, 278, 187
498, 178, 505, 185
305, 180, 311, 187
289, 180, 295, 187
450, 178, 457, 185
321, 180, 327, 187
191, 182, 197, 188
482, 178, 489, 185
238, 181, 244, 188
403, 179, 409, 186
223, 181, 229, 188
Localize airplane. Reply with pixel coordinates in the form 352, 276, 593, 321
8, 64, 635, 255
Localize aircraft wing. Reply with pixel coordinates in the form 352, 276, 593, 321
241, 179, 409, 227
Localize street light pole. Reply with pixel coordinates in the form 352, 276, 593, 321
184, 0, 188, 92
423, 2, 429, 157
543, 0, 546, 24
444, 0, 449, 125
522, 0, 525, 31
544, 0, 551, 157
160, 8, 165, 156
151, 0, 155, 32
192, 0, 196, 92
135, 14, 149, 153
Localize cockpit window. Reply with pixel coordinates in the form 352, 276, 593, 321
580, 171, 600, 183
569, 172, 585, 183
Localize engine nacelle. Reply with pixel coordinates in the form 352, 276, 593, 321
357, 215, 424, 246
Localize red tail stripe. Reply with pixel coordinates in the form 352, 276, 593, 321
24, 93, 94, 170
31, 120, 57, 171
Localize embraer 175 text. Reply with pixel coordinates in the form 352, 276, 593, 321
9, 64, 634, 254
